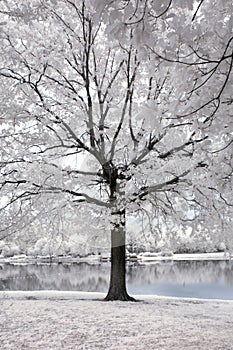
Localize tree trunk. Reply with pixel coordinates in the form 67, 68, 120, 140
104, 209, 135, 301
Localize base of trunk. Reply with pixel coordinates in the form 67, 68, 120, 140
104, 289, 136, 302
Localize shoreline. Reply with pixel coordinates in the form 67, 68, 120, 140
1, 290, 233, 303
0, 251, 231, 265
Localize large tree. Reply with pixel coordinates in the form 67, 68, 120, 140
0, 0, 232, 300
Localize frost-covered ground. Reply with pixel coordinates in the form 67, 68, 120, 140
1, 291, 233, 350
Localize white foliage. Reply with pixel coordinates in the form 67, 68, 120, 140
0, 0, 232, 254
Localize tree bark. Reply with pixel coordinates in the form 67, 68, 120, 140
104, 209, 135, 301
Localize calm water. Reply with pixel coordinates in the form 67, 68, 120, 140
0, 260, 233, 300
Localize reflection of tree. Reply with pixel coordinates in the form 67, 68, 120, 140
0, 263, 110, 292
224, 264, 233, 286
127, 261, 233, 286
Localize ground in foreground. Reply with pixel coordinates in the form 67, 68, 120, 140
1, 291, 233, 350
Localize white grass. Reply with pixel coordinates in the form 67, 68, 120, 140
1, 291, 233, 350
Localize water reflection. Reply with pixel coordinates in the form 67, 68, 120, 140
0, 261, 233, 299
127, 261, 233, 299
0, 263, 110, 292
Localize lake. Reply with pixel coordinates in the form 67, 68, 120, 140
0, 260, 233, 300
